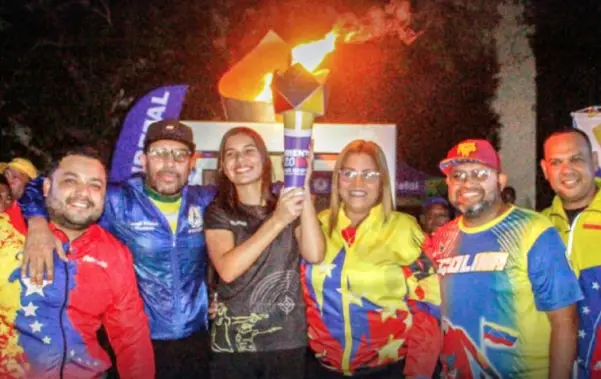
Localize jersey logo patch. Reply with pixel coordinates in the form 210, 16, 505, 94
188, 206, 203, 229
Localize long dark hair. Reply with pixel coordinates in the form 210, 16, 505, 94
215, 127, 276, 217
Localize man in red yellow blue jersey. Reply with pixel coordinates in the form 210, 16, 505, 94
540, 128, 601, 378
0, 147, 153, 378
427, 139, 582, 379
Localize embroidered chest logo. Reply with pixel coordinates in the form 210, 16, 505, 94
457, 142, 477, 157
188, 206, 203, 229
437, 252, 509, 276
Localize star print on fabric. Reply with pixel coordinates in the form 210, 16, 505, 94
582, 306, 591, 315
579, 330, 586, 339
378, 307, 398, 322
377, 335, 404, 363
336, 288, 363, 307
30, 320, 43, 333
22, 277, 50, 297
593, 282, 600, 291
21, 302, 38, 317
42, 336, 51, 345
317, 263, 337, 278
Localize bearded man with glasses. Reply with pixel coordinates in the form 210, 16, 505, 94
17, 120, 216, 378
425, 139, 582, 379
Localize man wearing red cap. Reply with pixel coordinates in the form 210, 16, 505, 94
425, 139, 582, 379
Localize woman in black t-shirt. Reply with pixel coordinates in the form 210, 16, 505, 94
205, 126, 325, 379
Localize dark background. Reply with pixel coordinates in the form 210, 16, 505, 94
531, 0, 601, 207
0, 0, 599, 209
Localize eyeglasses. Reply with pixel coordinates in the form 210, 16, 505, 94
448, 168, 494, 183
147, 148, 191, 163
339, 169, 381, 182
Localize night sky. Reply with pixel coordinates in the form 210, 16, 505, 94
0, 0, 599, 208
532, 0, 601, 205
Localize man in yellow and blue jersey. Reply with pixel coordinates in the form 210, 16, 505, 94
426, 139, 582, 379
541, 128, 601, 378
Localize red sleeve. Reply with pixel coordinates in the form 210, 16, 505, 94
5, 202, 27, 235
404, 301, 441, 377
422, 234, 440, 268
103, 241, 155, 379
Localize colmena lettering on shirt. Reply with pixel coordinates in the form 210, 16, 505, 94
437, 252, 509, 276
229, 220, 248, 227
129, 221, 159, 231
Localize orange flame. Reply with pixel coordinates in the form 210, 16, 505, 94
254, 31, 338, 102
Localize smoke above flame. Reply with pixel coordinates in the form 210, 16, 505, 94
253, 0, 420, 102
335, 0, 420, 45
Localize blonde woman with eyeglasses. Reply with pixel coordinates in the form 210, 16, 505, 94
302, 140, 441, 379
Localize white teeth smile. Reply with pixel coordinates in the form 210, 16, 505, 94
235, 167, 251, 173
349, 190, 367, 197
70, 202, 89, 208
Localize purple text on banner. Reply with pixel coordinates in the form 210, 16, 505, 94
109, 85, 188, 183
283, 133, 311, 188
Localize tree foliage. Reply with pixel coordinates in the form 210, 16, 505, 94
0, 0, 507, 176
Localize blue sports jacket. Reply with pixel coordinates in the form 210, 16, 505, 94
20, 175, 216, 340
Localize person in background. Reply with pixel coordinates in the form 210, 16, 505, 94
0, 174, 13, 213
540, 128, 601, 379
0, 147, 153, 379
2, 158, 38, 233
205, 126, 324, 379
501, 186, 516, 204
303, 140, 441, 379
420, 196, 452, 236
3, 158, 38, 201
17, 120, 215, 379
427, 139, 581, 379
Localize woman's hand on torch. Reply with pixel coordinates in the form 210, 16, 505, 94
304, 139, 315, 192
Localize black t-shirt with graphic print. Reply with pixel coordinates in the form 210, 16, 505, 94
204, 201, 307, 353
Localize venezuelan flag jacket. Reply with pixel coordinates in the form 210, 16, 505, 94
543, 178, 601, 379
301, 205, 441, 377
0, 213, 154, 379
20, 175, 215, 340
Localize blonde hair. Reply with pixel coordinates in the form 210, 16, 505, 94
328, 140, 393, 234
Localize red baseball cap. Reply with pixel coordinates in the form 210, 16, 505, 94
439, 139, 501, 175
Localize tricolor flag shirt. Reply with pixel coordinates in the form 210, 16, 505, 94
426, 206, 583, 378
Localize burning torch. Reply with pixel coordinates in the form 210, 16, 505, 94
269, 31, 337, 189
271, 64, 328, 189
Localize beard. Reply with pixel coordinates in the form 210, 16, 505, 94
463, 199, 494, 218
456, 185, 502, 219
147, 169, 185, 196
46, 194, 102, 231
